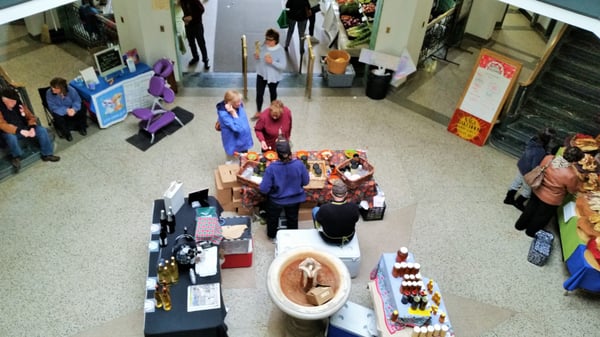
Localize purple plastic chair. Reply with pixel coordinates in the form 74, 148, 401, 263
131, 59, 182, 144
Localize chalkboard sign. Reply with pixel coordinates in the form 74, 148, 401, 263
93, 45, 125, 78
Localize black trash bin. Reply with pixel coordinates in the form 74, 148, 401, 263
366, 69, 391, 100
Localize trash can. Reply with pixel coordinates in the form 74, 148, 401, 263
365, 69, 391, 100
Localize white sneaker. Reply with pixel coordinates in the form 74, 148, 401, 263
310, 36, 320, 44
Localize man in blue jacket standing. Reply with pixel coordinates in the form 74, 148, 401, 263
259, 140, 309, 239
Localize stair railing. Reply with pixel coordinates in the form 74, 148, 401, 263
304, 35, 315, 99
241, 35, 248, 100
503, 24, 569, 120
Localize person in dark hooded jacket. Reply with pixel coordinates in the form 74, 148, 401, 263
504, 127, 556, 211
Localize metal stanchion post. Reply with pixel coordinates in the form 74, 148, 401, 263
241, 35, 248, 100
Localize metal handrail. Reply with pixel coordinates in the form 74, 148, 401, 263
305, 35, 315, 99
520, 24, 568, 87
503, 24, 569, 119
241, 35, 248, 100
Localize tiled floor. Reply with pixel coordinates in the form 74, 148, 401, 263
1, 6, 598, 337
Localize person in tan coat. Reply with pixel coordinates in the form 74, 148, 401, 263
515, 146, 584, 237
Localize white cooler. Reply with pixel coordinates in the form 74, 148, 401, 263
275, 229, 361, 278
327, 301, 378, 337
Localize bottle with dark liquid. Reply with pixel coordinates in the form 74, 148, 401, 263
159, 228, 168, 247
168, 206, 177, 229
166, 211, 175, 234
159, 209, 167, 232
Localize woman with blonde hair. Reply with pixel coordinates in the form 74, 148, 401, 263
254, 99, 292, 151
215, 90, 253, 162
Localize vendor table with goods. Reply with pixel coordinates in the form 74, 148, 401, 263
144, 198, 228, 337
555, 138, 600, 293
238, 149, 378, 208
70, 62, 154, 128
368, 252, 455, 337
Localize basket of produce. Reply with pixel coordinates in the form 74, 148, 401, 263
237, 160, 263, 188
570, 133, 598, 152
335, 156, 374, 189
326, 50, 350, 75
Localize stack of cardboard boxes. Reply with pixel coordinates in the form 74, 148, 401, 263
214, 164, 253, 216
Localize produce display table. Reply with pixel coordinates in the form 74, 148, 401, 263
239, 149, 377, 207
369, 253, 455, 336
144, 198, 228, 337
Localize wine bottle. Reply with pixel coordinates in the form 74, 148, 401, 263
168, 206, 177, 231
159, 228, 168, 248
169, 256, 179, 283
154, 284, 163, 308
166, 211, 174, 234
161, 284, 172, 311
159, 209, 167, 232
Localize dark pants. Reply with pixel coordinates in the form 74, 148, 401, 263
515, 193, 557, 237
256, 75, 278, 112
308, 5, 320, 36
52, 109, 87, 138
185, 22, 208, 62
265, 198, 300, 239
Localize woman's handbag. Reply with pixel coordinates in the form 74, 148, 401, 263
277, 9, 289, 29
524, 161, 550, 189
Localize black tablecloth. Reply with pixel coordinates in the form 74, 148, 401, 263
144, 197, 228, 337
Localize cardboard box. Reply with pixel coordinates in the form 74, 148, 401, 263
236, 206, 253, 216
298, 208, 313, 222
307, 286, 334, 306
214, 170, 233, 205
232, 196, 242, 208
218, 164, 241, 189
232, 186, 243, 200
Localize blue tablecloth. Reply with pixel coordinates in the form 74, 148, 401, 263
70, 62, 152, 111
563, 244, 600, 292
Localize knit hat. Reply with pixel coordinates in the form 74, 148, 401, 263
0, 88, 19, 101
331, 180, 347, 198
276, 140, 291, 159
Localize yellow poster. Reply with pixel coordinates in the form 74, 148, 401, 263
152, 0, 170, 10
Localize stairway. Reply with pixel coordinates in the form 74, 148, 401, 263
489, 27, 600, 157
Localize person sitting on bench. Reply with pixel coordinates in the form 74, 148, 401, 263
312, 180, 360, 245
0, 88, 60, 173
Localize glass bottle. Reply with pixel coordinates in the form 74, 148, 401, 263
157, 261, 168, 284
154, 284, 163, 308
159, 209, 167, 232
161, 284, 172, 311
159, 228, 168, 247
166, 211, 175, 234
168, 206, 177, 231
169, 256, 179, 283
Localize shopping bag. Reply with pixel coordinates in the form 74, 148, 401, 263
277, 9, 288, 29
523, 162, 550, 189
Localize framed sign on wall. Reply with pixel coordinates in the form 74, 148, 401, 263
447, 48, 522, 146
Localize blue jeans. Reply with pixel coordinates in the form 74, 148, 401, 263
2, 126, 54, 158
312, 206, 320, 227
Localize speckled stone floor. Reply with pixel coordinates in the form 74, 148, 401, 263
1, 5, 598, 337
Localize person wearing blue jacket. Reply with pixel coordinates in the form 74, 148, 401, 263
216, 90, 253, 163
259, 140, 309, 239
46, 77, 88, 141
504, 127, 556, 211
